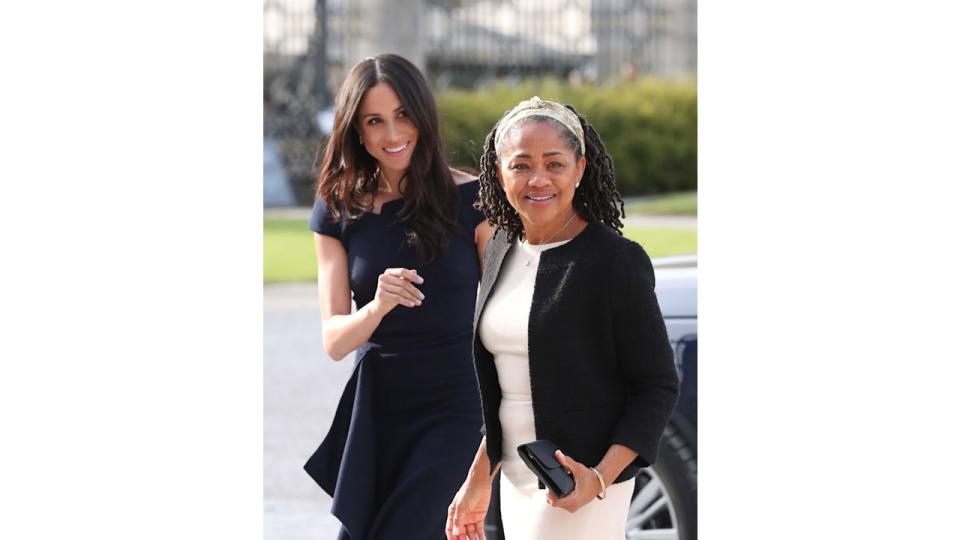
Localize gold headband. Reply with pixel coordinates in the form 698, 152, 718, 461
494, 96, 586, 155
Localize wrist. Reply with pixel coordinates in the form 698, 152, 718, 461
594, 463, 616, 488
466, 466, 493, 489
589, 467, 607, 500
365, 299, 388, 320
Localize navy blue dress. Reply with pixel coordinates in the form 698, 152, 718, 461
305, 181, 485, 540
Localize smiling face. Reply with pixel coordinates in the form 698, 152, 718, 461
497, 119, 587, 235
356, 82, 419, 184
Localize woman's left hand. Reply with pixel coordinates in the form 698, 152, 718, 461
545, 450, 603, 513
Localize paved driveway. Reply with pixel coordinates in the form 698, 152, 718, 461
264, 283, 354, 540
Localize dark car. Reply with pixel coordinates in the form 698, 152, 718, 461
486, 255, 698, 540
626, 255, 697, 540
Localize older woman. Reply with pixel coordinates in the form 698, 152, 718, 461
446, 97, 680, 540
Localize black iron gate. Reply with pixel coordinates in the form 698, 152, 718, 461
264, 0, 696, 205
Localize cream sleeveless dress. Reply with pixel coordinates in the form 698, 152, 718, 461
478, 240, 635, 540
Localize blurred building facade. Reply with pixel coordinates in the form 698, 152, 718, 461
263, 0, 696, 204
265, 0, 696, 90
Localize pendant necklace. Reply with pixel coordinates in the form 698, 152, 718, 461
520, 212, 577, 267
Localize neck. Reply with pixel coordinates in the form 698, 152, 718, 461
377, 166, 405, 194
523, 211, 584, 245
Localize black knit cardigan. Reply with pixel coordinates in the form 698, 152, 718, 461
473, 222, 680, 484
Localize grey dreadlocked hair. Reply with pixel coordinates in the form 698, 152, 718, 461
476, 103, 625, 241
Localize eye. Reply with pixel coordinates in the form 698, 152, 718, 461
547, 161, 564, 169
397, 110, 407, 119
509, 163, 529, 171
366, 117, 381, 126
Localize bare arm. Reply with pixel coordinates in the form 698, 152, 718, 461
452, 170, 495, 266
314, 233, 424, 361
593, 443, 638, 489
466, 436, 501, 487
474, 221, 496, 266
447, 437, 501, 540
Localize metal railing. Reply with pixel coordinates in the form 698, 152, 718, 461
263, 0, 696, 204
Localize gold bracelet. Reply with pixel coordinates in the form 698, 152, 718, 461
589, 467, 607, 500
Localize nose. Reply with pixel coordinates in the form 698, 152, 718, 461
528, 166, 550, 187
385, 121, 400, 141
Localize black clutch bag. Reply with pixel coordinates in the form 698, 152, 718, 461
516, 439, 575, 498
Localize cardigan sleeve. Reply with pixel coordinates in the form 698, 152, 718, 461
607, 242, 680, 467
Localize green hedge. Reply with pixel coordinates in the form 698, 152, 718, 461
436, 79, 697, 195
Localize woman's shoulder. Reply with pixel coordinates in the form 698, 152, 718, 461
309, 194, 362, 239
309, 195, 339, 236
589, 222, 639, 248
589, 224, 652, 265
451, 172, 483, 223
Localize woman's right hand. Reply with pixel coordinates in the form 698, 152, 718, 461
371, 267, 425, 315
446, 480, 492, 540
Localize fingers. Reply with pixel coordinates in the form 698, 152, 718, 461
451, 504, 461, 538
388, 268, 425, 296
380, 281, 422, 307
554, 449, 578, 472
445, 504, 455, 540
385, 267, 424, 284
546, 490, 570, 512
455, 521, 481, 540
447, 484, 489, 540
547, 492, 577, 513
446, 501, 463, 538
447, 502, 473, 539
447, 513, 483, 540
381, 273, 424, 299
547, 452, 587, 514
378, 268, 425, 307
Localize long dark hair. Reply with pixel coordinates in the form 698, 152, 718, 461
477, 104, 625, 240
315, 54, 458, 262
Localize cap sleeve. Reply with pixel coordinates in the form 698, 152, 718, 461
308, 196, 344, 239
458, 180, 485, 229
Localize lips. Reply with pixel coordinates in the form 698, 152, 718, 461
383, 142, 409, 155
526, 194, 556, 202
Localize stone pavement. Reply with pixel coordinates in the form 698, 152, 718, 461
264, 283, 354, 540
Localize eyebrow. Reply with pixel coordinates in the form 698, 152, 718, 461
510, 151, 566, 159
360, 106, 405, 120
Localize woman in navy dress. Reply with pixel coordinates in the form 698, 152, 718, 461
303, 54, 495, 540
